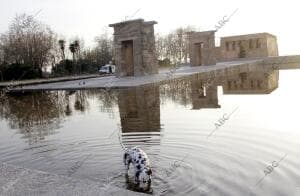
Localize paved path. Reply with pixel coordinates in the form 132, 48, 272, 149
0, 74, 111, 88
0, 163, 146, 196
8, 59, 263, 92
7, 55, 300, 93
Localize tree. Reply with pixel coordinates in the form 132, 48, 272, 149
69, 40, 82, 73
0, 14, 57, 77
94, 33, 113, 66
58, 39, 66, 60
74, 40, 80, 59
69, 43, 77, 62
155, 26, 196, 65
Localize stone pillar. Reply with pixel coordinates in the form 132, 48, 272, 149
109, 19, 158, 77
187, 30, 216, 66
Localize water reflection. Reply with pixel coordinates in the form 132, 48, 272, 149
0, 92, 65, 144
159, 68, 279, 110
0, 68, 279, 145
118, 86, 161, 147
223, 70, 279, 94
190, 78, 220, 109
0, 66, 295, 196
74, 91, 89, 112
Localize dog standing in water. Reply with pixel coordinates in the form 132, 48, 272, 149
123, 146, 152, 190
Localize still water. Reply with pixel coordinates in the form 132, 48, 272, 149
0, 68, 300, 196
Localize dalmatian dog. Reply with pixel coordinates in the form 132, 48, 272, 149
123, 146, 152, 190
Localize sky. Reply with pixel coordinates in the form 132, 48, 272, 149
0, 0, 299, 55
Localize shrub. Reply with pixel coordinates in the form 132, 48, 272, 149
1, 63, 40, 81
158, 58, 171, 67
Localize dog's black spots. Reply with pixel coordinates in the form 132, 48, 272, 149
147, 169, 152, 175
135, 171, 140, 178
124, 147, 152, 188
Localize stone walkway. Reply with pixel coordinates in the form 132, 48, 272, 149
8, 59, 263, 92
0, 163, 146, 196
7, 55, 300, 93
0, 74, 110, 88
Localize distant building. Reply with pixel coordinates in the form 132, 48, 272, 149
217, 33, 279, 61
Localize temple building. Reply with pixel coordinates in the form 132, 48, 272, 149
217, 33, 278, 61
187, 30, 217, 66
109, 19, 158, 77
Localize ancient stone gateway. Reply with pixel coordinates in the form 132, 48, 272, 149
109, 19, 158, 77
187, 30, 216, 66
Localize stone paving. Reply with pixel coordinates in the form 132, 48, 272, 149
0, 74, 108, 88
6, 55, 300, 93
0, 163, 146, 196
8, 59, 262, 92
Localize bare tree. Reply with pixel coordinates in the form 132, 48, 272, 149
0, 14, 57, 76
155, 26, 197, 65
94, 32, 113, 66
155, 33, 166, 61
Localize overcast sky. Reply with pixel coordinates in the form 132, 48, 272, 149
0, 0, 299, 55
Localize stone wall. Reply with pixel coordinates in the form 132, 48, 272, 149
219, 33, 278, 61
109, 19, 158, 77
187, 31, 216, 66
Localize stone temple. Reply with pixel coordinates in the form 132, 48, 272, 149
109, 19, 158, 77
187, 31, 279, 66
187, 30, 217, 66
216, 33, 279, 61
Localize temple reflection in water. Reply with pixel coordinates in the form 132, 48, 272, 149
0, 68, 279, 145
117, 86, 161, 147
190, 77, 220, 110
222, 70, 279, 94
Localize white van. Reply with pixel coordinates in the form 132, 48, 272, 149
99, 64, 116, 74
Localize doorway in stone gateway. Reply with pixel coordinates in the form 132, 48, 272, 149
194, 42, 204, 66
121, 40, 134, 76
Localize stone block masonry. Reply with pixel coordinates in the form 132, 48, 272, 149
187, 30, 217, 66
109, 19, 158, 77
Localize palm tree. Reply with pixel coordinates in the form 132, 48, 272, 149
58, 39, 66, 60
69, 40, 81, 74
69, 43, 76, 62
69, 43, 77, 73
74, 40, 80, 57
